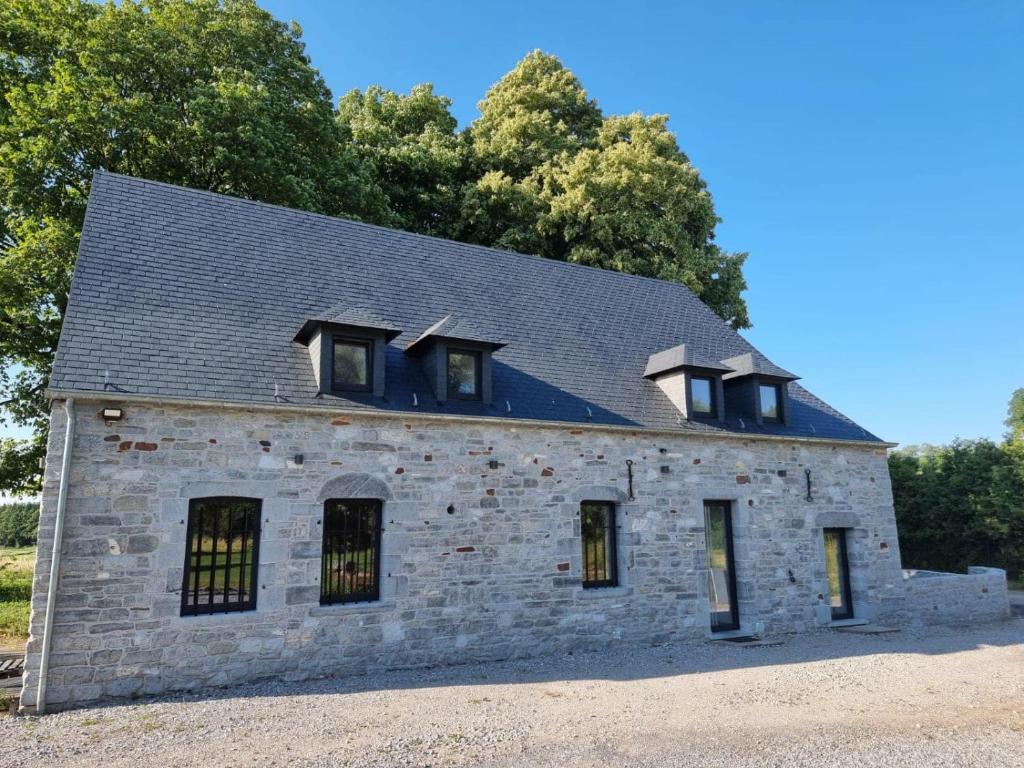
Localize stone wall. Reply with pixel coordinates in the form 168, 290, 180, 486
22, 399, 905, 710
903, 566, 1010, 626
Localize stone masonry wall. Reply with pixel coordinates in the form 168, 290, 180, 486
22, 400, 905, 710
903, 567, 1011, 626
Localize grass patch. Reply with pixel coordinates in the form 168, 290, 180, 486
0, 546, 35, 647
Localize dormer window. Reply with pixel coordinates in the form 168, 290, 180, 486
759, 383, 782, 422
643, 344, 731, 422
720, 353, 799, 427
447, 348, 481, 400
689, 376, 715, 416
332, 338, 372, 392
293, 307, 402, 399
405, 315, 505, 405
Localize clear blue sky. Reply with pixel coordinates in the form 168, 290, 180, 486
6, 1, 1022, 448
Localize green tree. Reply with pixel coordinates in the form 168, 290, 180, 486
0, 501, 39, 546
468, 49, 601, 180
544, 114, 749, 328
461, 51, 751, 328
1006, 387, 1024, 440
0, 0, 386, 492
889, 389, 1024, 580
459, 50, 600, 257
337, 84, 465, 237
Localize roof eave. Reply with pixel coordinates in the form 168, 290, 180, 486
44, 387, 894, 448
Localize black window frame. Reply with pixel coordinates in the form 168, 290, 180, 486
331, 336, 374, 393
689, 375, 717, 417
320, 498, 384, 605
180, 496, 262, 617
446, 347, 483, 401
759, 382, 783, 423
823, 527, 854, 621
580, 500, 619, 589
704, 499, 740, 632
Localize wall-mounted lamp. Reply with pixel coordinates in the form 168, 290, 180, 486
101, 408, 123, 421
293, 454, 304, 466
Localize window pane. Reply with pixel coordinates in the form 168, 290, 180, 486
182, 498, 260, 615
824, 529, 853, 619
448, 351, 478, 396
333, 340, 369, 388
690, 377, 713, 414
322, 499, 382, 604
581, 501, 617, 587
704, 501, 738, 630
760, 384, 779, 420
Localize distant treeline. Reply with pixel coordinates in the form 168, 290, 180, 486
889, 389, 1024, 580
0, 502, 38, 547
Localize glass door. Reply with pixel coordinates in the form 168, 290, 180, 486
823, 528, 853, 620
704, 500, 739, 631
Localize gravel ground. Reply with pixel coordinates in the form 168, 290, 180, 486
3, 619, 1022, 768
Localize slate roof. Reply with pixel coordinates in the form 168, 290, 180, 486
49, 171, 883, 443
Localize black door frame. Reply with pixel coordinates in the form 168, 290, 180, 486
704, 500, 740, 632
824, 527, 854, 620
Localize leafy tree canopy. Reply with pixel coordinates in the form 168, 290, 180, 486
460, 52, 749, 328
1006, 387, 1024, 440
545, 114, 749, 327
337, 84, 464, 237
469, 49, 601, 179
890, 389, 1024, 581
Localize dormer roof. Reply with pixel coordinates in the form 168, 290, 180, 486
720, 352, 800, 382
405, 314, 507, 356
293, 305, 402, 345
643, 344, 735, 378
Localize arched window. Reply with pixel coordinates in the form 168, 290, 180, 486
321, 499, 383, 604
181, 497, 261, 616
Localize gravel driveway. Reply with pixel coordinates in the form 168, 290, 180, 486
3, 619, 1022, 768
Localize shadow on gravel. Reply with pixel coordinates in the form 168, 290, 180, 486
66, 618, 1024, 714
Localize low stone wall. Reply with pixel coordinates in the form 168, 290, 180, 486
903, 566, 1010, 625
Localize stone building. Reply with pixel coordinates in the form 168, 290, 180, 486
19, 172, 1002, 713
